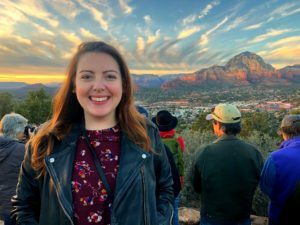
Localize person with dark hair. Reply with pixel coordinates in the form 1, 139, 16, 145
260, 114, 300, 225
0, 113, 27, 225
152, 110, 184, 225
191, 103, 263, 225
11, 42, 173, 225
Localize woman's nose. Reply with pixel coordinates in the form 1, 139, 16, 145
92, 77, 105, 92
93, 86, 105, 92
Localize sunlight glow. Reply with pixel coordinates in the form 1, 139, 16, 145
0, 74, 65, 84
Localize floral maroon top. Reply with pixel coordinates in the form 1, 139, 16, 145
72, 125, 121, 225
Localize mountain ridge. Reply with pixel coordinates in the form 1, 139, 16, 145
161, 52, 299, 90
1, 52, 299, 93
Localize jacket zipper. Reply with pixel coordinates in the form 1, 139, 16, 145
169, 208, 174, 225
45, 160, 74, 225
114, 158, 147, 204
141, 167, 149, 225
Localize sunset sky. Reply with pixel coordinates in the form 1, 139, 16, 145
0, 0, 299, 83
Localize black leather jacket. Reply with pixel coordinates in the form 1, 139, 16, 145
12, 122, 174, 225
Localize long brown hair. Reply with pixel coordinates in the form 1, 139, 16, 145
31, 41, 151, 175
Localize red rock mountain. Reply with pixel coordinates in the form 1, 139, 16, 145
279, 64, 300, 81
161, 52, 298, 90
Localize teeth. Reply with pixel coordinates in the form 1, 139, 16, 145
91, 97, 108, 102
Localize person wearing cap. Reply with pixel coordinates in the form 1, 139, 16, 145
152, 110, 185, 225
0, 113, 28, 225
260, 114, 300, 225
191, 103, 263, 225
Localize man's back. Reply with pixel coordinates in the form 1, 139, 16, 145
0, 136, 25, 214
192, 135, 263, 223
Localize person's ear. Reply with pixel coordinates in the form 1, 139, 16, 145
220, 125, 226, 132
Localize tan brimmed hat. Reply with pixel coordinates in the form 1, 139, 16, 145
206, 103, 241, 123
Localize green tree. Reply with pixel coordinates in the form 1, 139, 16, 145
240, 112, 280, 137
15, 88, 52, 124
191, 112, 212, 132
0, 93, 15, 118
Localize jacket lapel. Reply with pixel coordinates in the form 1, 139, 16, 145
44, 124, 81, 219
113, 133, 151, 206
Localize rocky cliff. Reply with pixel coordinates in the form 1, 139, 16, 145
160, 52, 299, 90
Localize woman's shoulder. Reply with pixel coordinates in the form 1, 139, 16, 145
144, 118, 161, 143
145, 118, 158, 132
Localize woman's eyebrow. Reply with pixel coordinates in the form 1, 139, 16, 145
79, 70, 94, 74
104, 70, 119, 73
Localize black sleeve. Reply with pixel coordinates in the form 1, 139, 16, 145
11, 145, 40, 225
152, 127, 174, 225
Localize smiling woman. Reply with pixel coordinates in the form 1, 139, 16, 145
11, 41, 174, 225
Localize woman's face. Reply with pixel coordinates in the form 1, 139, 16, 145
74, 52, 123, 127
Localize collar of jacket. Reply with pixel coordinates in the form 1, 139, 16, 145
44, 122, 152, 221
213, 134, 239, 143
280, 136, 300, 149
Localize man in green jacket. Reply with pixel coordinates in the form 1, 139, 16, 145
191, 103, 263, 225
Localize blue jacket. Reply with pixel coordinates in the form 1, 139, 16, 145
11, 122, 174, 225
260, 137, 300, 224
